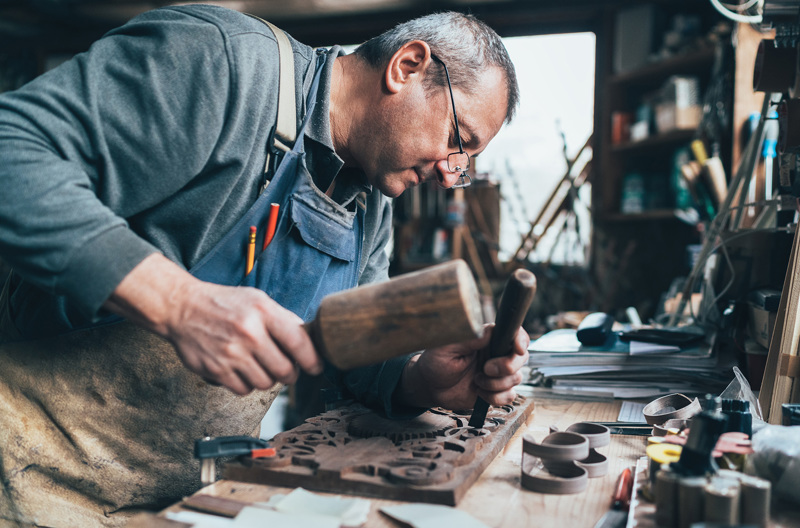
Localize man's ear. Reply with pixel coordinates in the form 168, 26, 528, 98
384, 40, 432, 94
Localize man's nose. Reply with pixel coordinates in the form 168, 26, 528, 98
434, 159, 460, 189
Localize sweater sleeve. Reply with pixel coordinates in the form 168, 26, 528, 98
0, 8, 232, 317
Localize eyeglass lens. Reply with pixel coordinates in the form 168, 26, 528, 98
447, 152, 470, 173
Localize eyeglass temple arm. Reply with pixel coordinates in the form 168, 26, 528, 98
431, 55, 466, 156
432, 54, 471, 189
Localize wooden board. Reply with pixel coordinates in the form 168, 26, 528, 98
223, 396, 535, 506
759, 225, 800, 423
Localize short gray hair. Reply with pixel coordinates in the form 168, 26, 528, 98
354, 12, 519, 123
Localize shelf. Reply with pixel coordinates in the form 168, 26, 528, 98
609, 46, 716, 86
602, 209, 697, 223
611, 129, 694, 153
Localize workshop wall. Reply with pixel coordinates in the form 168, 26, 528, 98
0, 0, 751, 327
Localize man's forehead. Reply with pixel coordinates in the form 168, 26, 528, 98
462, 66, 506, 102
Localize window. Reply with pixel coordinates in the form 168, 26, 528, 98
476, 33, 595, 266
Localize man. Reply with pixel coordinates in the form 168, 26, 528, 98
0, 5, 525, 526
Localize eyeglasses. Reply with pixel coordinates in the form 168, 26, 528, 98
432, 55, 471, 188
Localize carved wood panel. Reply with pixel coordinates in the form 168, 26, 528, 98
223, 396, 535, 505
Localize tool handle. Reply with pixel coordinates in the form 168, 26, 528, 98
612, 467, 633, 511
486, 269, 537, 360
468, 269, 536, 428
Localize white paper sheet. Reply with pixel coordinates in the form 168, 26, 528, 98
262, 487, 369, 527
233, 507, 339, 528
165, 511, 236, 528
617, 401, 647, 422
380, 504, 489, 528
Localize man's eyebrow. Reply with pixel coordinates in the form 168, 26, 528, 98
460, 121, 481, 149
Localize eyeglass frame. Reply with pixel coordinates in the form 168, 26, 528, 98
431, 54, 472, 188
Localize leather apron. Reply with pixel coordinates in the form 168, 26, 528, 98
0, 50, 364, 527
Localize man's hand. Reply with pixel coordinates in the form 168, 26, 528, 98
396, 323, 529, 411
105, 253, 323, 395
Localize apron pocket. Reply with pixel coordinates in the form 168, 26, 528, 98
240, 194, 359, 320
289, 195, 356, 262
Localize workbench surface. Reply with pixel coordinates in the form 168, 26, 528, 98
151, 396, 800, 528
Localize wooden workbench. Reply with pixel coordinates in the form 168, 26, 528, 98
154, 396, 800, 528
155, 397, 638, 527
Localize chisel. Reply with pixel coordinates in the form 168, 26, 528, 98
592, 467, 633, 528
468, 269, 536, 428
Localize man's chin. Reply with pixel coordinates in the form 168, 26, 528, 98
376, 177, 417, 198
382, 186, 405, 199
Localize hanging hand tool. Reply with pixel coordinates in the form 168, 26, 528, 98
468, 269, 537, 428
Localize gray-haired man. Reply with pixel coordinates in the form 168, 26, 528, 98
0, 5, 525, 525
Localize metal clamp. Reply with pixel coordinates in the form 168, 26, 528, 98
194, 436, 274, 486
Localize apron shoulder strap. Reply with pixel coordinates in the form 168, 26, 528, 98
356, 192, 367, 212
246, 15, 297, 165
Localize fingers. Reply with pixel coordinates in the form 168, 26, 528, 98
253, 343, 300, 385
404, 324, 529, 411
218, 367, 273, 396
168, 282, 324, 395
481, 326, 529, 377
476, 387, 518, 407
482, 348, 529, 377
208, 307, 291, 390
260, 301, 323, 376
475, 369, 524, 392
193, 329, 278, 395
474, 326, 529, 406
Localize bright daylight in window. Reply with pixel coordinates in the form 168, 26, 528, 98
475, 33, 595, 266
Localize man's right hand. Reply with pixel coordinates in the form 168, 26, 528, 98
104, 253, 323, 395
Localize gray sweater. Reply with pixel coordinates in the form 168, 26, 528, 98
0, 5, 411, 414
0, 5, 392, 322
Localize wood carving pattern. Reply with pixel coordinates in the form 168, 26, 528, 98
223, 396, 535, 505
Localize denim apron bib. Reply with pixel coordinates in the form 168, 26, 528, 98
192, 50, 363, 318
0, 50, 363, 527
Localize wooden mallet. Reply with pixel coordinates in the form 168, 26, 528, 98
306, 259, 486, 370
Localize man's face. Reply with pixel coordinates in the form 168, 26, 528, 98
356, 65, 508, 198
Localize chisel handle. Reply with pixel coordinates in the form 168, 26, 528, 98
468, 269, 536, 428
612, 467, 634, 511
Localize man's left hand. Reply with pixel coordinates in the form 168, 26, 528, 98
396, 324, 529, 411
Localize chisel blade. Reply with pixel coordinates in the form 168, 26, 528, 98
592, 509, 628, 528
